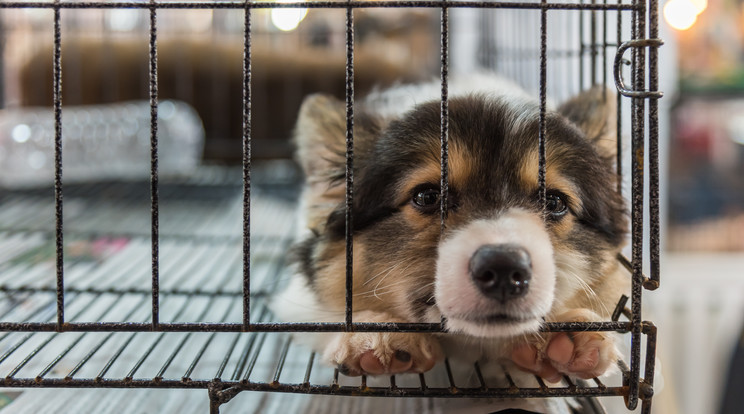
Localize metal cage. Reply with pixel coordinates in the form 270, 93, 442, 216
0, 1, 662, 413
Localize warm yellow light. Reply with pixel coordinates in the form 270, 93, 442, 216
270, 1, 308, 32
663, 0, 698, 30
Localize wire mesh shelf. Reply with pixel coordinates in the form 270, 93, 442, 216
0, 166, 653, 414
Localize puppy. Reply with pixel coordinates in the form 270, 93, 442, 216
272, 75, 628, 383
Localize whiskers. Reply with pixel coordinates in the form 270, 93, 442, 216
559, 266, 611, 318
355, 259, 429, 301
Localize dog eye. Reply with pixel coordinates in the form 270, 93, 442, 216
413, 188, 440, 207
412, 187, 440, 211
545, 192, 568, 217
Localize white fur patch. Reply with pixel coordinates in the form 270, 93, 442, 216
435, 208, 556, 337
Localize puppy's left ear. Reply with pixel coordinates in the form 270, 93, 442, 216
558, 86, 617, 158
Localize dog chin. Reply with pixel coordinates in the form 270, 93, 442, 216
445, 314, 543, 338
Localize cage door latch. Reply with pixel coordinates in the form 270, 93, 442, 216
613, 38, 664, 99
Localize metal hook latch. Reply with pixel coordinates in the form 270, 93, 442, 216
613, 38, 664, 99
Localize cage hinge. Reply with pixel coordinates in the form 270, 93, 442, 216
613, 38, 664, 99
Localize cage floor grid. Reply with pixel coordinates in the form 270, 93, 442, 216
0, 165, 619, 413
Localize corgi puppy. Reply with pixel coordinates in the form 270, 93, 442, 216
272, 75, 628, 383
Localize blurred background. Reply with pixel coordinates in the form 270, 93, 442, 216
0, 2, 741, 414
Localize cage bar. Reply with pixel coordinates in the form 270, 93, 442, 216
0, 2, 642, 11
149, 0, 161, 329
647, 0, 660, 289
242, 2, 253, 329
627, 0, 647, 407
590, 0, 597, 86
440, 2, 449, 232
53, 0, 64, 329
538, 0, 547, 212
344, 2, 355, 329
615, 0, 623, 194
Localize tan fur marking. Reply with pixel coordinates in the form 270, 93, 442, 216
395, 143, 473, 205
313, 240, 423, 320
518, 147, 584, 215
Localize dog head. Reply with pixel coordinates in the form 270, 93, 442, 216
294, 87, 626, 338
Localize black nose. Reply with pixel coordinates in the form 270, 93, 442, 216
469, 244, 532, 302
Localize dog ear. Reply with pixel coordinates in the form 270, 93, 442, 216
294, 93, 347, 182
294, 94, 347, 233
557, 86, 617, 158
294, 94, 382, 233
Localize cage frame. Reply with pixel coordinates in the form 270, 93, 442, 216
0, 1, 662, 413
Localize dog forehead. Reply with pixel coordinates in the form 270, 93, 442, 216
375, 97, 538, 175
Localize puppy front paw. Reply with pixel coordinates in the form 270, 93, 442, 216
511, 309, 619, 382
325, 331, 442, 376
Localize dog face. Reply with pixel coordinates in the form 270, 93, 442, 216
293, 88, 626, 339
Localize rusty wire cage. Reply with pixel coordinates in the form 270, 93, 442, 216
0, 0, 662, 413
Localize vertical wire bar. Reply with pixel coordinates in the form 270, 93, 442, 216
590, 0, 597, 86
641, 323, 658, 414
628, 0, 647, 407
538, 0, 547, 212
149, 0, 160, 329
0, 13, 4, 109
647, 0, 660, 288
242, 2, 252, 329
578, 0, 584, 90
344, 2, 354, 329
602, 0, 608, 90
440, 1, 449, 234
615, 0, 623, 194
52, 0, 64, 329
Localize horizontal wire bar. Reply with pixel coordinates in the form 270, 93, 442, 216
0, 285, 246, 298
0, 227, 248, 245
0, 377, 629, 398
0, 1, 639, 10
0, 321, 631, 333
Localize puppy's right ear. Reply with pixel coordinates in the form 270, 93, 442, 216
294, 94, 383, 233
294, 94, 350, 233
294, 94, 347, 183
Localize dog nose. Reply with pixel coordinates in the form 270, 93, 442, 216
469, 244, 532, 302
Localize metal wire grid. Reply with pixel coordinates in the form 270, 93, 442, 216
0, 0, 662, 413
0, 177, 636, 412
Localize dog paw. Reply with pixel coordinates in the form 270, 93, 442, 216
325, 331, 442, 376
510, 309, 618, 382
